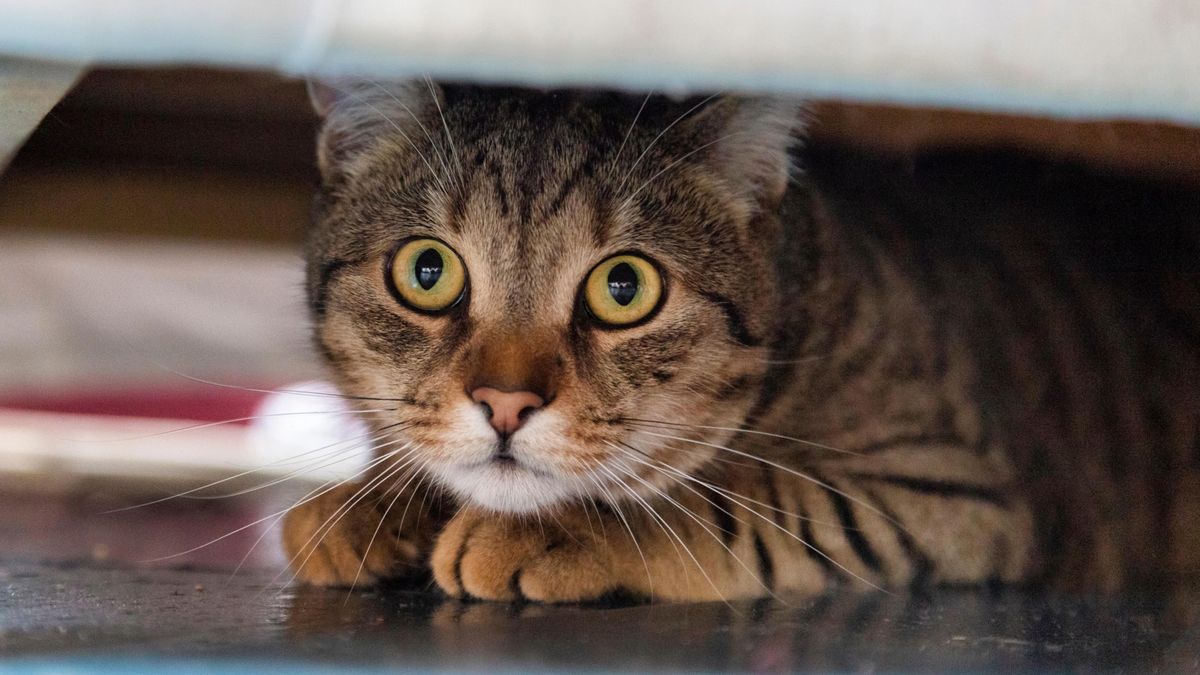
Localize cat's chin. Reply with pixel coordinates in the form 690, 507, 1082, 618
433, 460, 579, 514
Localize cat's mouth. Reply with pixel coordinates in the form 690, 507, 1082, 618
467, 448, 554, 478
424, 405, 592, 512
436, 441, 578, 513
491, 448, 518, 466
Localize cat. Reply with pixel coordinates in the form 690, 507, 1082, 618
281, 81, 1200, 602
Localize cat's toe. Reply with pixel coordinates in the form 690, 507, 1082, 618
438, 516, 533, 599
431, 508, 615, 603
512, 543, 614, 602
431, 508, 518, 599
294, 540, 386, 587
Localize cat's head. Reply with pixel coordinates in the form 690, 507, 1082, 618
307, 81, 802, 513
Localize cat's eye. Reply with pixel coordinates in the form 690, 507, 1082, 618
387, 238, 467, 313
583, 254, 664, 327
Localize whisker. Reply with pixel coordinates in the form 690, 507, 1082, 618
411, 475, 442, 537
575, 464, 652, 595
391, 451, 435, 530
347, 454, 431, 593
608, 91, 652, 178
716, 337, 831, 366
425, 76, 464, 184
140, 440, 414, 563
631, 428, 908, 533
272, 443, 422, 592
616, 442, 761, 531
606, 444, 780, 603
113, 333, 407, 403
618, 130, 749, 214
226, 471, 353, 583
565, 473, 602, 544
323, 81, 450, 195
533, 502, 546, 543
69, 408, 398, 445
543, 503, 585, 551
616, 92, 720, 197
612, 440, 884, 591
623, 417, 861, 457
756, 355, 828, 366
594, 463, 681, 596
616, 440, 841, 529
596, 462, 730, 604
369, 79, 454, 188
618, 427, 766, 471
103, 422, 407, 512
180, 438, 389, 501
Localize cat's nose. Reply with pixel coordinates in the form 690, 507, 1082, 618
471, 387, 545, 437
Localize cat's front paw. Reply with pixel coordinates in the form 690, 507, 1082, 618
430, 507, 621, 603
281, 482, 424, 587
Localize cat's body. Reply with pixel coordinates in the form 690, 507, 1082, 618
282, 84, 1200, 601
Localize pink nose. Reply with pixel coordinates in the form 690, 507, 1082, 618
471, 387, 545, 437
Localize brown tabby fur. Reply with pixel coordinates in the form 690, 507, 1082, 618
282, 82, 1200, 602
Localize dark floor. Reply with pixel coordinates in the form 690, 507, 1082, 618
2, 491, 1198, 673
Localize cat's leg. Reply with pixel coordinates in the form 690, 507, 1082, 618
429, 499, 754, 603
282, 478, 448, 587
429, 445, 1034, 602
429, 484, 831, 603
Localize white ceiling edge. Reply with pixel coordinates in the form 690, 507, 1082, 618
0, 0, 1198, 125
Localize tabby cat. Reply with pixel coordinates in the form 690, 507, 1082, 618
281, 81, 1200, 602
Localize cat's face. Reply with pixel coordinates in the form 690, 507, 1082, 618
308, 83, 799, 513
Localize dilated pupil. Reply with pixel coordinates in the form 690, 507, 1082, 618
415, 248, 444, 290
607, 262, 639, 306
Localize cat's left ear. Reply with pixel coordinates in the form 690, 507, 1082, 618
683, 97, 804, 209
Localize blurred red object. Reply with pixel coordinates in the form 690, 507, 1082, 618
0, 386, 267, 423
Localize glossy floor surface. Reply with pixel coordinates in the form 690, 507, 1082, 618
3, 490, 1199, 673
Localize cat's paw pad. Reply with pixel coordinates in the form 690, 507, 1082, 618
430, 508, 616, 603
281, 484, 422, 587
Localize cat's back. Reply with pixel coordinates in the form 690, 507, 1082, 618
803, 144, 1200, 588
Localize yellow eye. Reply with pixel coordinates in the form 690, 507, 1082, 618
388, 238, 466, 312
584, 254, 664, 326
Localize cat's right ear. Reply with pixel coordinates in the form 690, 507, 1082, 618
676, 96, 804, 212
307, 79, 439, 182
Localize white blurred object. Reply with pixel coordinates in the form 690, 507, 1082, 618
0, 380, 373, 493
0, 1, 1199, 124
247, 380, 373, 483
0, 408, 252, 493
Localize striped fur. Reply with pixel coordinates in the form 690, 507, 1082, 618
282, 83, 1200, 601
